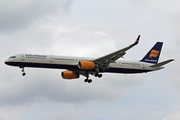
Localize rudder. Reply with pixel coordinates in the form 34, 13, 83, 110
140, 42, 163, 64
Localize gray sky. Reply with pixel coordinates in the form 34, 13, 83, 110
0, 0, 179, 120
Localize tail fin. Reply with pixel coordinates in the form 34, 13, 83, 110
140, 42, 163, 64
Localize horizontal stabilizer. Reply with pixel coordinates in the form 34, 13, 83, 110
150, 59, 174, 68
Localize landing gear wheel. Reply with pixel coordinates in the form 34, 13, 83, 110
84, 79, 88, 82
84, 79, 92, 83
98, 74, 102, 78
95, 73, 102, 78
22, 73, 26, 76
88, 79, 92, 83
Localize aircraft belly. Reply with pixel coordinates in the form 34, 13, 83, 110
5, 61, 79, 70
104, 67, 151, 73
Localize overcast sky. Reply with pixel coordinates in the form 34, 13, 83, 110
0, 0, 180, 120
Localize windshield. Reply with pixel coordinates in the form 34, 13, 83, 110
9, 56, 16, 59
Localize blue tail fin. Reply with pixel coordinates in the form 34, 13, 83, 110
140, 42, 163, 64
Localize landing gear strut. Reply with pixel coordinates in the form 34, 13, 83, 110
20, 67, 26, 76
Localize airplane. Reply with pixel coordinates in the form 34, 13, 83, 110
4, 35, 174, 83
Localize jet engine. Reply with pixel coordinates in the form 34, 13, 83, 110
61, 71, 79, 79
78, 61, 95, 70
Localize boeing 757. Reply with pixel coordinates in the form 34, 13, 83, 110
5, 35, 174, 83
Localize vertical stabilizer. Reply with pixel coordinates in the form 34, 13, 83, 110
140, 42, 163, 64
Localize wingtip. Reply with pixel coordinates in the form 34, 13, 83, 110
133, 35, 140, 45
137, 35, 140, 39
137, 35, 141, 40
170, 59, 175, 61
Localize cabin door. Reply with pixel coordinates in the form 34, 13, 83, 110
49, 55, 54, 63
21, 54, 25, 61
142, 64, 145, 69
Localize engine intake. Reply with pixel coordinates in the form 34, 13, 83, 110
78, 61, 95, 70
61, 71, 79, 79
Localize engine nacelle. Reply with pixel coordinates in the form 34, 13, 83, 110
61, 71, 79, 79
78, 61, 95, 70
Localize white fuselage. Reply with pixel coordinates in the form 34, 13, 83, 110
5, 54, 163, 74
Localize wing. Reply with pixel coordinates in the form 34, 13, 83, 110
93, 35, 140, 71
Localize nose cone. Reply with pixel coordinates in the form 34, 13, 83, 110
5, 55, 18, 66
4, 59, 12, 65
4, 60, 9, 65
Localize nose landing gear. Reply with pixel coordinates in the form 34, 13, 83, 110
22, 72, 26, 76
20, 67, 26, 76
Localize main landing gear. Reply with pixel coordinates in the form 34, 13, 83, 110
20, 67, 26, 76
95, 73, 102, 78
84, 73, 103, 83
84, 72, 92, 83
84, 79, 92, 83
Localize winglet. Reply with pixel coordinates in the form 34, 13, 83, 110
132, 35, 140, 45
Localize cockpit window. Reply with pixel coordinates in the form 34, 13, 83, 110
9, 56, 16, 59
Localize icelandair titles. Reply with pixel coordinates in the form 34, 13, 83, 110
26, 54, 47, 59
145, 59, 157, 62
